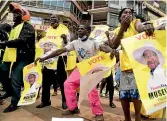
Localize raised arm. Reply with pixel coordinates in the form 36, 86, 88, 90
135, 20, 154, 36
108, 15, 131, 49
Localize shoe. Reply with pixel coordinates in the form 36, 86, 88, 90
62, 102, 67, 109
110, 102, 116, 108
95, 114, 104, 121
36, 102, 51, 108
62, 107, 80, 115
52, 91, 57, 96
3, 104, 17, 113
0, 93, 11, 99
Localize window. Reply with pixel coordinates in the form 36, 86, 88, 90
43, 0, 50, 8
43, 0, 50, 5
57, 1, 64, 7
50, 0, 57, 6
70, 3, 75, 13
109, 0, 119, 5
159, 2, 166, 13
64, 1, 71, 8
127, 1, 134, 8
109, 14, 119, 28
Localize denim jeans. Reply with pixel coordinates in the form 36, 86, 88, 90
0, 62, 12, 95
10, 61, 31, 106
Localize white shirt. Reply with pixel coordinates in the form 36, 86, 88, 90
26, 83, 40, 95
65, 37, 102, 62
147, 65, 167, 93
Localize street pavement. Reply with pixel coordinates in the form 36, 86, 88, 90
0, 90, 163, 121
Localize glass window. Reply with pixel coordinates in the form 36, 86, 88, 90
51, 0, 57, 6
109, 14, 119, 28
109, 0, 119, 5
57, 1, 64, 7
43, 0, 50, 8
64, 1, 71, 8
70, 3, 74, 13
43, 0, 50, 5
159, 2, 166, 13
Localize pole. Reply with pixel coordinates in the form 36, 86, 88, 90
161, 108, 166, 121
91, 0, 94, 26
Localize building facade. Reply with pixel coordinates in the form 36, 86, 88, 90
0, 0, 166, 32
142, 0, 166, 21
88, 0, 166, 30
0, 0, 91, 33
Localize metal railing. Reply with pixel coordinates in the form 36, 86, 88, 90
13, 0, 70, 11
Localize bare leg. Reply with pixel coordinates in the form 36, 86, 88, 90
120, 99, 131, 121
133, 99, 142, 121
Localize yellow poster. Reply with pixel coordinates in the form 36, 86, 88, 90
89, 25, 109, 43
75, 52, 115, 106
18, 63, 42, 106
152, 16, 167, 29
121, 30, 166, 115
36, 37, 59, 70
36, 24, 70, 70
77, 52, 116, 76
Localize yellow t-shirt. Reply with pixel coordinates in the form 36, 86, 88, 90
114, 19, 140, 71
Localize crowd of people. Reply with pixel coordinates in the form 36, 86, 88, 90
0, 2, 166, 121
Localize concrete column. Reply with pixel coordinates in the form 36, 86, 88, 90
91, 0, 94, 25
91, 14, 93, 25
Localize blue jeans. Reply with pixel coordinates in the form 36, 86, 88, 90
10, 61, 31, 106
0, 62, 11, 95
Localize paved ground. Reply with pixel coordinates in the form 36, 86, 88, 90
0, 90, 164, 121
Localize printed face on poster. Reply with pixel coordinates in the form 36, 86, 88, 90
121, 30, 166, 115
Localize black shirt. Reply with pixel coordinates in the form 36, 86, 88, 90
5, 22, 35, 62
0, 29, 9, 62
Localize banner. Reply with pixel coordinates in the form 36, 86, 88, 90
77, 52, 116, 76
35, 24, 70, 70
152, 16, 167, 29
36, 37, 59, 70
32, 24, 50, 31
18, 63, 42, 106
77, 52, 116, 106
78, 66, 110, 107
89, 25, 109, 43
121, 30, 166, 115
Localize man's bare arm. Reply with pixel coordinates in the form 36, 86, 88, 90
35, 48, 67, 64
